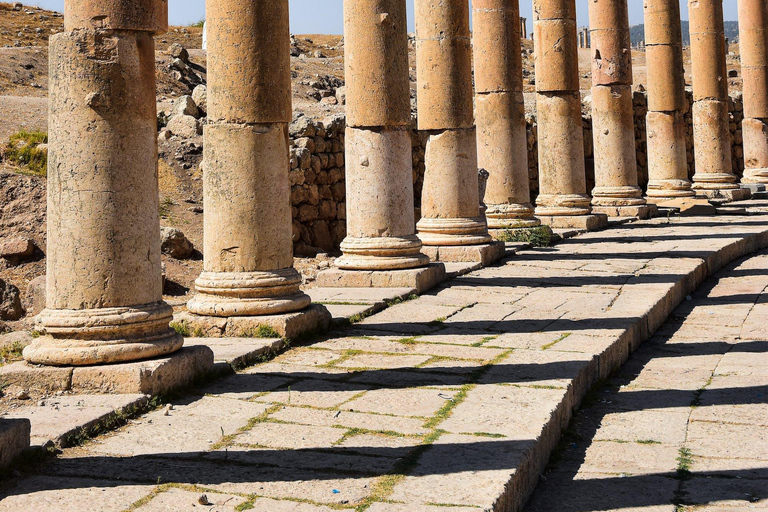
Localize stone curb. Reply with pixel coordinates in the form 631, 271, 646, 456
498, 227, 768, 512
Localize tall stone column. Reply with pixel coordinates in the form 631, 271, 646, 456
335, 0, 429, 271
589, 0, 650, 218
533, 0, 606, 231
644, 0, 695, 199
739, 0, 768, 185
688, 0, 743, 197
415, 0, 504, 264
473, 0, 540, 231
23, 0, 183, 366
185, 0, 329, 337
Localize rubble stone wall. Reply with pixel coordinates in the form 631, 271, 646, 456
288, 90, 746, 253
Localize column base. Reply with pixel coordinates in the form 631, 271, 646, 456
537, 214, 609, 232
742, 168, 768, 185
317, 263, 446, 295
416, 217, 493, 246
336, 236, 430, 271
591, 186, 646, 207
694, 187, 752, 203
421, 241, 506, 266
646, 179, 696, 199
486, 203, 541, 229
535, 194, 592, 216
23, 302, 184, 367
174, 304, 332, 340
4, 346, 214, 395
591, 204, 658, 220
187, 269, 311, 317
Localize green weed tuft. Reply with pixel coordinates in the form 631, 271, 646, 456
496, 226, 553, 247
3, 130, 48, 176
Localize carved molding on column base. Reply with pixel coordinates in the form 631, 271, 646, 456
537, 214, 609, 232
486, 203, 541, 229
24, 302, 183, 367
742, 168, 768, 185
317, 263, 447, 295
691, 174, 740, 190
421, 241, 506, 267
175, 304, 332, 340
416, 217, 493, 247
535, 194, 592, 217
646, 180, 696, 199
337, 236, 430, 271
591, 204, 658, 220
591, 186, 647, 207
188, 269, 310, 317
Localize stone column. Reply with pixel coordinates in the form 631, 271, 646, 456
588, 0, 649, 218
739, 0, 768, 185
185, 0, 328, 336
415, 0, 505, 264
644, 0, 695, 199
335, 0, 430, 271
473, 0, 539, 230
688, 0, 740, 195
533, 0, 605, 231
23, 0, 183, 366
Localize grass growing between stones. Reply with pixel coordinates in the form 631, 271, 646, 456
676, 447, 694, 479
3, 130, 47, 176
169, 320, 206, 338
497, 226, 553, 247
0, 340, 25, 365
240, 325, 282, 339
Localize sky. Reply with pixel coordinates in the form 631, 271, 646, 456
28, 1, 740, 34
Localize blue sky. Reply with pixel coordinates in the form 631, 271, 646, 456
28, 1, 739, 34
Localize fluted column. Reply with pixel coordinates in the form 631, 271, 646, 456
23, 0, 182, 365
533, 0, 592, 218
473, 0, 540, 230
688, 0, 739, 191
644, 0, 695, 198
739, 0, 768, 184
589, 0, 647, 215
336, 0, 430, 270
415, 0, 492, 246
187, 0, 311, 318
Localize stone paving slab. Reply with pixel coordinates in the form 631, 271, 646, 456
3, 213, 768, 511
3, 394, 146, 448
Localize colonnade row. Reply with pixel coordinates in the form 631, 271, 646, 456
22, 0, 768, 366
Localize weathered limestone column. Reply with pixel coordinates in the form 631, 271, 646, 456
688, 0, 744, 198
739, 0, 768, 185
473, 0, 540, 231
335, 0, 429, 271
185, 0, 329, 337
533, 0, 606, 231
415, 0, 505, 265
589, 0, 650, 218
23, 0, 183, 365
644, 0, 695, 199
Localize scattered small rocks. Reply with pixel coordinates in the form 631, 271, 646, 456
166, 114, 202, 138
160, 227, 195, 260
167, 43, 189, 62
0, 237, 35, 266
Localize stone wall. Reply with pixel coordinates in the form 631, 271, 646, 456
289, 90, 747, 254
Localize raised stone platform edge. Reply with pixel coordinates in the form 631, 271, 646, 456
537, 214, 609, 232
421, 241, 506, 266
499, 226, 768, 512
316, 263, 447, 295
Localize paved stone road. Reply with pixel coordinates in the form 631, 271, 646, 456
0, 215, 766, 511
525, 251, 768, 512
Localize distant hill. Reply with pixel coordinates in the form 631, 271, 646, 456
630, 21, 740, 46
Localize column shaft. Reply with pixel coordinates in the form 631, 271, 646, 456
644, 0, 695, 198
589, 0, 646, 208
688, 0, 738, 190
415, 0, 492, 246
739, 0, 768, 184
23, 0, 182, 366
186, 0, 311, 317
533, 0, 591, 216
336, 0, 429, 270
473, 0, 539, 229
